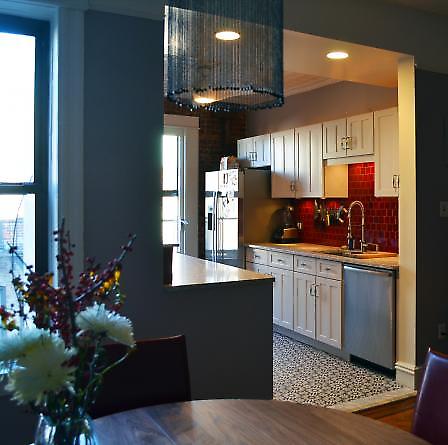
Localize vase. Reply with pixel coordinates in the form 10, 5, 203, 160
34, 413, 97, 445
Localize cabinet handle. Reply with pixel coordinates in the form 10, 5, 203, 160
254, 255, 260, 259
345, 136, 352, 149
277, 259, 284, 263
340, 137, 346, 149
309, 285, 314, 296
314, 284, 320, 297
325, 267, 331, 271
300, 263, 307, 267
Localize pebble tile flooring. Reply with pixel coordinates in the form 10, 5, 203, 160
273, 332, 402, 407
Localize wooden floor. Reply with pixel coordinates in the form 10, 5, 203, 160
357, 396, 415, 432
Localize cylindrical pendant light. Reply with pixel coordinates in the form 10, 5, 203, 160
165, 0, 284, 112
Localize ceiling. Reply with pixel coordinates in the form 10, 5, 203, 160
377, 0, 448, 16
283, 30, 406, 96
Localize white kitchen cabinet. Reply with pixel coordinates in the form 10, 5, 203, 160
346, 112, 374, 157
295, 123, 324, 198
315, 276, 342, 349
237, 134, 271, 168
253, 134, 271, 167
246, 246, 342, 349
271, 129, 296, 198
293, 272, 316, 339
323, 113, 374, 159
374, 107, 399, 197
237, 137, 253, 167
270, 266, 294, 329
323, 118, 347, 159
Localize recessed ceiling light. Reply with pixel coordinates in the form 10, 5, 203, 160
215, 31, 241, 41
194, 96, 217, 105
326, 51, 349, 60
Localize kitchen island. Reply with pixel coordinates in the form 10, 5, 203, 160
162, 253, 274, 401
166, 252, 273, 290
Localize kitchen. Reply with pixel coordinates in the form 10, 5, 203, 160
194, 29, 415, 408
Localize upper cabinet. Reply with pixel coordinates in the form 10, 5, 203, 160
295, 123, 324, 198
346, 112, 374, 157
323, 113, 374, 159
237, 137, 253, 167
271, 129, 296, 198
237, 134, 271, 168
374, 107, 399, 197
253, 134, 271, 167
271, 126, 348, 199
322, 118, 347, 159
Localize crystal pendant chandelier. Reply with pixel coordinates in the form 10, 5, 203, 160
165, 0, 284, 112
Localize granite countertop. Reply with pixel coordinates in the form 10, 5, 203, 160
165, 253, 273, 291
246, 243, 399, 271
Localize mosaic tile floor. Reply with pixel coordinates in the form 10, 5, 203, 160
273, 332, 403, 408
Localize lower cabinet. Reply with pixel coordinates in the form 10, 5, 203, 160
270, 266, 294, 329
293, 272, 316, 339
315, 277, 342, 349
294, 271, 342, 349
246, 248, 342, 350
247, 261, 293, 329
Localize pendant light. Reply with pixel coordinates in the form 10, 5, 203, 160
164, 0, 284, 112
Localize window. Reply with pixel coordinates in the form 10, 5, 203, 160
162, 132, 182, 246
0, 14, 49, 311
162, 115, 199, 256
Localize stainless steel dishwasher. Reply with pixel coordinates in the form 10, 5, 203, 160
344, 265, 396, 370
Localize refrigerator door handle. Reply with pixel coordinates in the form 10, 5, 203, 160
213, 192, 218, 260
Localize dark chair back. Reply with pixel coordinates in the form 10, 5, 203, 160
412, 348, 448, 445
90, 335, 191, 419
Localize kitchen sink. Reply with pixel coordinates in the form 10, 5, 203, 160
320, 249, 397, 259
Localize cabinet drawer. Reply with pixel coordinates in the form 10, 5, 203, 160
269, 251, 294, 270
246, 248, 269, 265
294, 256, 317, 274
316, 259, 342, 280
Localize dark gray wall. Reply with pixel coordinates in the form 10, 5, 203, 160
247, 81, 397, 136
83, 11, 163, 341
415, 69, 448, 364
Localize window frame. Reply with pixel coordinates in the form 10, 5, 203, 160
0, 13, 50, 274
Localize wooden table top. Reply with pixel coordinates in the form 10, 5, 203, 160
94, 399, 428, 445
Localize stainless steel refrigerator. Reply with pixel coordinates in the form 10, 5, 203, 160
205, 169, 283, 268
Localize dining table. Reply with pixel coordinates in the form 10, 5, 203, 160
93, 399, 429, 444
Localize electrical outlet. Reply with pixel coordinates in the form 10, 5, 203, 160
438, 323, 447, 340
440, 202, 448, 217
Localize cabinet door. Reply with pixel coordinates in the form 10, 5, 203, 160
346, 112, 374, 157
253, 134, 271, 167
296, 123, 324, 198
270, 266, 294, 329
237, 138, 254, 167
315, 277, 342, 349
293, 272, 316, 339
271, 129, 296, 198
322, 119, 347, 159
374, 107, 399, 197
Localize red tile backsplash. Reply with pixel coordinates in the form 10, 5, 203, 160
294, 162, 399, 253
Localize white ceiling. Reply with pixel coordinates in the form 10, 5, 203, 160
376, 0, 448, 16
283, 30, 406, 95
283, 72, 339, 96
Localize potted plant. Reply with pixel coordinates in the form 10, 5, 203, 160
0, 222, 136, 445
